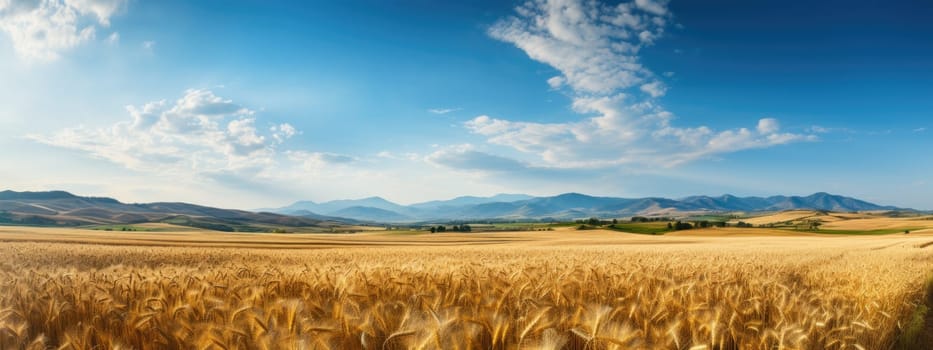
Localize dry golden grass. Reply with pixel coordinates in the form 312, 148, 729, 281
1, 227, 933, 349
729, 211, 933, 234
820, 216, 933, 231
730, 210, 824, 226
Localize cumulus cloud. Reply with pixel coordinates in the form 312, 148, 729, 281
271, 123, 297, 142
634, 0, 669, 16
756, 118, 780, 134
488, 0, 669, 94
29, 89, 299, 175
0, 0, 126, 61
455, 0, 814, 170
639, 81, 666, 98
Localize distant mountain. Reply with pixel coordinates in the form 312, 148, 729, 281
762, 192, 895, 212
410, 194, 534, 209
270, 196, 410, 216
0, 190, 338, 231
266, 192, 904, 222
285, 210, 366, 224
330, 206, 415, 222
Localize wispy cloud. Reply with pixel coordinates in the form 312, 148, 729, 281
426, 144, 528, 172
428, 107, 461, 115
452, 0, 813, 170
808, 125, 832, 133
106, 31, 119, 45
914, 127, 927, 133
286, 150, 356, 171
0, 0, 127, 61
142, 40, 155, 51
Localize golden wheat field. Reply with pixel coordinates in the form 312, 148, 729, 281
2, 226, 933, 349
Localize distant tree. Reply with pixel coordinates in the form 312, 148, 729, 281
461, 224, 471, 232
667, 222, 673, 230
587, 217, 601, 225
437, 225, 446, 233
612, 218, 618, 224
452, 225, 460, 232
905, 230, 910, 234
430, 227, 436, 233
796, 220, 823, 231
736, 221, 753, 228
673, 221, 693, 230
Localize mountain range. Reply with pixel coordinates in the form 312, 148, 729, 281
0, 190, 907, 228
267, 192, 903, 223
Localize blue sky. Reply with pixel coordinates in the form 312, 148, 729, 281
0, 0, 930, 209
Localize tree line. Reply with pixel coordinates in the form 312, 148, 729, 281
429, 224, 472, 233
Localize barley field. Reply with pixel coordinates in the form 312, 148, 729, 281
1, 227, 933, 349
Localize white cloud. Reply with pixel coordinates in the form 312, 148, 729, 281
635, 0, 669, 16
0, 0, 126, 61
428, 107, 460, 115
639, 81, 666, 97
468, 113, 813, 168
426, 144, 527, 172
271, 123, 297, 142
489, 0, 669, 94
756, 118, 780, 134
29, 89, 298, 176
286, 150, 356, 171
457, 0, 815, 170
63, 0, 123, 25
914, 127, 926, 133
142, 40, 154, 51
105, 31, 117, 44
808, 125, 830, 133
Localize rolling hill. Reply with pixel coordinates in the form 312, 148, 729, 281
267, 192, 905, 223
0, 190, 332, 231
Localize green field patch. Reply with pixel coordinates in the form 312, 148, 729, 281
684, 215, 735, 222
606, 222, 672, 235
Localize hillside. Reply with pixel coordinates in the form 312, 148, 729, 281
0, 190, 333, 231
